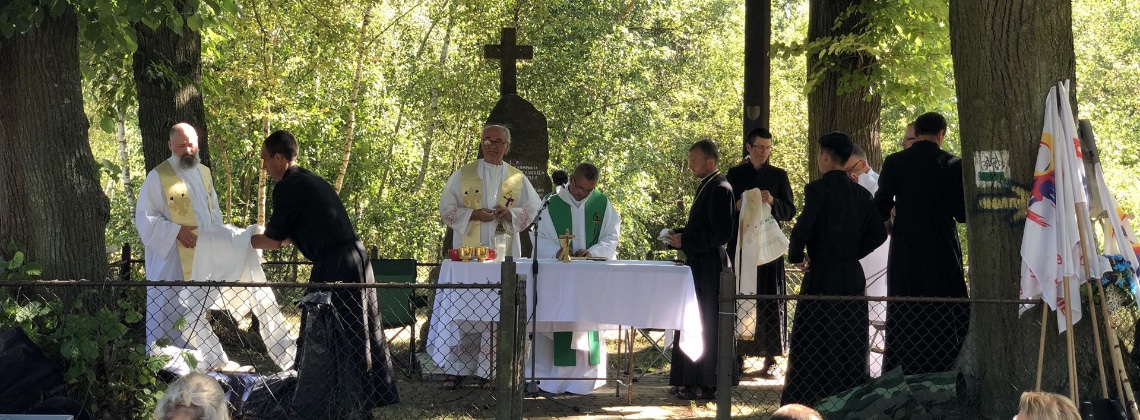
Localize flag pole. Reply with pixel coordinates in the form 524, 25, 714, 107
1093, 268, 1140, 418
1078, 119, 1139, 416
1062, 275, 1079, 403
1035, 305, 1048, 391
1075, 202, 1109, 399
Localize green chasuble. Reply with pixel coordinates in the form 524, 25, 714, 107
547, 191, 609, 366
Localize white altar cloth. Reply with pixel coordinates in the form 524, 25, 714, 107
426, 259, 705, 382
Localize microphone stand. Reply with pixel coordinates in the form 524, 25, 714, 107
523, 187, 580, 412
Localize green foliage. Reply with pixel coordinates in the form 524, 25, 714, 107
0, 242, 44, 280
0, 246, 163, 417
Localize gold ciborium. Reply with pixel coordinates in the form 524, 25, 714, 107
459, 246, 474, 262
558, 229, 575, 263
475, 246, 490, 262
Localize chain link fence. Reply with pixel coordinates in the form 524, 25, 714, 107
7, 253, 1140, 419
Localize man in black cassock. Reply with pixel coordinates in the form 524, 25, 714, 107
252, 130, 399, 418
873, 112, 969, 376
781, 132, 887, 406
726, 127, 796, 378
666, 139, 735, 400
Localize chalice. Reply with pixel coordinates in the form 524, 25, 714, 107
475, 246, 490, 262
459, 246, 474, 262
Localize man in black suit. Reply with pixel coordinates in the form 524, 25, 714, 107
781, 132, 887, 406
726, 127, 796, 378
873, 112, 969, 375
666, 139, 735, 400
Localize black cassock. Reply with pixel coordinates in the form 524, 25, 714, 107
265, 166, 400, 418
725, 158, 796, 358
873, 141, 969, 376
669, 171, 735, 388
781, 170, 887, 406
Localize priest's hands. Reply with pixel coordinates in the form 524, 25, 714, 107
470, 208, 496, 223
492, 205, 513, 223
794, 257, 810, 272
560, 247, 597, 257
177, 225, 198, 248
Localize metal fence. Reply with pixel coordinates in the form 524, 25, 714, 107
4, 255, 1140, 419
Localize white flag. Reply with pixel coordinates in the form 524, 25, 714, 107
1020, 86, 1082, 333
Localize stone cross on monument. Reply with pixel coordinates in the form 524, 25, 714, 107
483, 28, 533, 96
482, 27, 550, 258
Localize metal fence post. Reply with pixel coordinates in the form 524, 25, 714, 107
717, 269, 736, 419
119, 243, 131, 282
497, 256, 525, 419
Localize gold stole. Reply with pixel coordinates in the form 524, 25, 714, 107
459, 161, 525, 248
156, 161, 214, 281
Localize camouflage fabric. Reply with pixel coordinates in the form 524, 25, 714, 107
814, 368, 965, 419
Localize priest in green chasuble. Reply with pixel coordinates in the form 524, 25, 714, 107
531, 163, 621, 394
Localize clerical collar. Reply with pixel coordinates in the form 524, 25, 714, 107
695, 170, 720, 199
699, 170, 720, 186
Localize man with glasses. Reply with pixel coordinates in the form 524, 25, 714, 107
435, 124, 542, 390
725, 127, 796, 379
530, 162, 621, 394
439, 124, 541, 258
902, 122, 917, 150
844, 144, 890, 377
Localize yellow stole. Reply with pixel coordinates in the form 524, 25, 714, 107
156, 160, 215, 281
459, 161, 525, 248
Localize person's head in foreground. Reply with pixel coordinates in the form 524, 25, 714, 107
153, 372, 230, 420
1014, 391, 1080, 420
771, 403, 823, 420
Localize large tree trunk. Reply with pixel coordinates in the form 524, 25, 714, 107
742, 0, 771, 160
133, 0, 209, 172
806, 0, 882, 179
950, 0, 1117, 416
0, 7, 110, 280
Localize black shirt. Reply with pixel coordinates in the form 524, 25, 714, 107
264, 166, 358, 262
724, 158, 796, 222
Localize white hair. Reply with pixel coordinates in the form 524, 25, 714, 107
153, 372, 230, 420
481, 124, 511, 143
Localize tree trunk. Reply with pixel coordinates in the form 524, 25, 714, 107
133, 0, 209, 172
949, 0, 1111, 416
0, 7, 110, 280
806, 0, 882, 179
333, 6, 373, 194
742, 0, 771, 159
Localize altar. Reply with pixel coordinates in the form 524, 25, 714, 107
425, 258, 704, 396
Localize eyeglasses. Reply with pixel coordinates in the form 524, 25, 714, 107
482, 139, 510, 147
844, 160, 863, 172
569, 177, 594, 196
902, 137, 916, 144
748, 143, 773, 151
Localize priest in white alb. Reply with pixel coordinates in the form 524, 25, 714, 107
532, 162, 621, 394
845, 144, 890, 377
432, 124, 542, 390
136, 123, 295, 373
